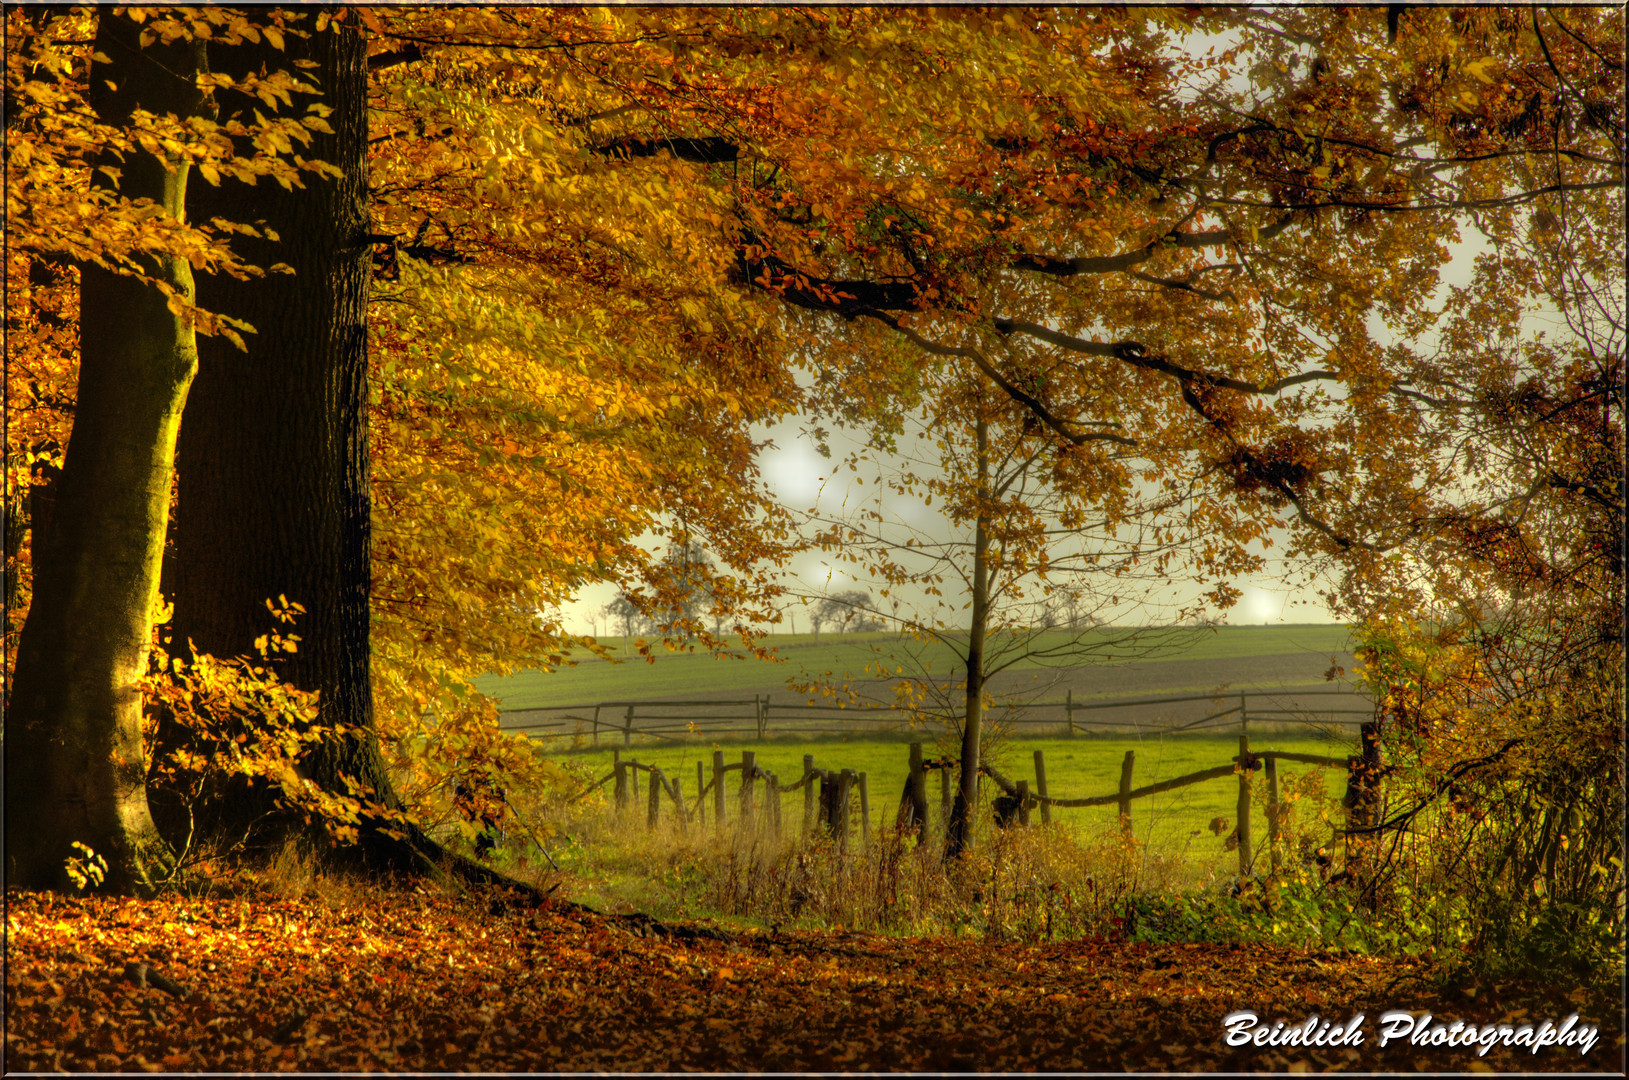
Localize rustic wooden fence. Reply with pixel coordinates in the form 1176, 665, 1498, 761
583, 725, 1384, 873
500, 688, 1372, 745
590, 747, 875, 852
967, 729, 1383, 874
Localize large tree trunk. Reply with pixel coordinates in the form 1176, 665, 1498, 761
156, 10, 426, 874
4, 14, 204, 893
944, 416, 991, 860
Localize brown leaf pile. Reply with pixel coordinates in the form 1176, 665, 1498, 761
5, 888, 1621, 1072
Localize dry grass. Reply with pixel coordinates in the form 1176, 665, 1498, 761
525, 790, 1222, 942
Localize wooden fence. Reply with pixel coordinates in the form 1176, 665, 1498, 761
499, 688, 1373, 745
586, 726, 1384, 874
592, 747, 874, 853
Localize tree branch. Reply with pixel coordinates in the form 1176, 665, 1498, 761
1010, 211, 1297, 279
854, 313, 1138, 449
990, 318, 1336, 395
592, 136, 740, 164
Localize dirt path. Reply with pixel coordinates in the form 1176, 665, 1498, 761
6, 888, 1619, 1072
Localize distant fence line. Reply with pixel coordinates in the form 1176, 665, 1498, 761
594, 728, 1383, 876
497, 688, 1374, 745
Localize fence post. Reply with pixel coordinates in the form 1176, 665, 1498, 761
696, 761, 705, 831
906, 743, 929, 839
624, 703, 635, 747
647, 766, 662, 831
613, 749, 626, 810
712, 749, 726, 829
592, 704, 601, 747
740, 750, 756, 829
1345, 720, 1383, 880
1239, 691, 1247, 735
672, 776, 686, 835
1017, 779, 1031, 827
757, 695, 768, 740
1033, 750, 1051, 825
1265, 754, 1281, 871
837, 769, 855, 852
1118, 750, 1134, 837
768, 773, 782, 841
1236, 733, 1253, 875
803, 754, 816, 839
858, 771, 870, 847
939, 764, 952, 828
1066, 688, 1075, 736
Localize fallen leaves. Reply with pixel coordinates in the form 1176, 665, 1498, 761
4, 887, 1621, 1072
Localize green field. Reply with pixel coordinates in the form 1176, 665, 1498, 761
549, 729, 1357, 883
477, 624, 1359, 710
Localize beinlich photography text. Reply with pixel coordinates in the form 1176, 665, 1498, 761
1223, 1010, 1602, 1059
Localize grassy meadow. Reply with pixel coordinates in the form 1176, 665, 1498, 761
476, 624, 1360, 710
482, 625, 1365, 925
533, 729, 1358, 894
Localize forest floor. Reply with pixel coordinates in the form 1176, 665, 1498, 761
6, 886, 1622, 1073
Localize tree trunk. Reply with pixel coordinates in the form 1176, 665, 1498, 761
3, 487, 27, 636
945, 416, 991, 859
156, 10, 417, 871
4, 13, 205, 893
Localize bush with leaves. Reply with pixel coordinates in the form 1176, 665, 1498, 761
1347, 614, 1624, 986
141, 600, 414, 877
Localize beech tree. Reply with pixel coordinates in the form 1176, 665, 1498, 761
151, 8, 426, 868
5, 12, 207, 892
5, 6, 1617, 917
4, 8, 326, 890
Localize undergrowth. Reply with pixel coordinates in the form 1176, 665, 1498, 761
457, 781, 1620, 1001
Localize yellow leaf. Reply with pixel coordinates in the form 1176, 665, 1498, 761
1462, 57, 1496, 84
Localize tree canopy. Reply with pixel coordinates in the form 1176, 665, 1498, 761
3, 5, 1620, 911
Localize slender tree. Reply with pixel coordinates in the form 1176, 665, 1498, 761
5, 12, 206, 891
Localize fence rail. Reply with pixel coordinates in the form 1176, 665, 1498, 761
497, 687, 1374, 745
587, 725, 1384, 877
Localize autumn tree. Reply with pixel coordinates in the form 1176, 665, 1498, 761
3, 8, 322, 890
557, 8, 1619, 875
745, 6, 1622, 915
357, 8, 806, 822
801, 351, 1238, 857
4, 7, 808, 887
1311, 9, 1624, 963
148, 7, 421, 869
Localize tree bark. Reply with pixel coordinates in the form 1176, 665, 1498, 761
5, 13, 204, 893
944, 415, 991, 859
155, 10, 412, 870
154, 11, 456, 879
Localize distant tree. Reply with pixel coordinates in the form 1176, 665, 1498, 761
814, 590, 875, 635
602, 593, 647, 650
1037, 601, 1059, 630
650, 541, 717, 640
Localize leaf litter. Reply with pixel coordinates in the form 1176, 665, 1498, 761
5, 888, 1621, 1072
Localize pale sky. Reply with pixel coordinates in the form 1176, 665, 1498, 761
557, 412, 1339, 637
